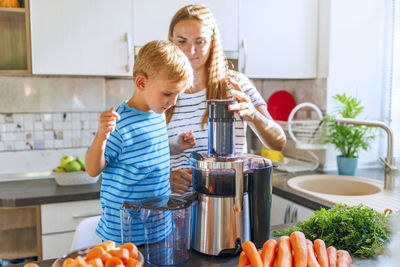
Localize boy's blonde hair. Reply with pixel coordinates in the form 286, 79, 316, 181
133, 40, 193, 89
166, 4, 229, 126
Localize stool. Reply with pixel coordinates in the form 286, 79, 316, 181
70, 215, 102, 251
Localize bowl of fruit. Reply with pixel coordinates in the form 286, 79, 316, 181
52, 240, 144, 267
52, 155, 99, 186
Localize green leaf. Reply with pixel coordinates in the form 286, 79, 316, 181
320, 94, 376, 157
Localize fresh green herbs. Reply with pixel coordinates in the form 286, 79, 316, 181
273, 204, 391, 257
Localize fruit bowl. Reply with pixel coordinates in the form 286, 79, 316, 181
51, 246, 144, 267
52, 171, 99, 186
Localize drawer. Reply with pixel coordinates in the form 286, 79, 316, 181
42, 231, 74, 260
41, 199, 102, 234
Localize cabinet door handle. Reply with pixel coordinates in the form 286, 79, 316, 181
125, 32, 133, 72
72, 213, 102, 219
291, 207, 298, 223
284, 204, 291, 224
239, 39, 247, 73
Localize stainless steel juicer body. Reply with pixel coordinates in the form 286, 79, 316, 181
190, 100, 273, 256
190, 156, 250, 255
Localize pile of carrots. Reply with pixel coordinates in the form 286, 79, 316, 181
62, 240, 140, 267
238, 231, 352, 267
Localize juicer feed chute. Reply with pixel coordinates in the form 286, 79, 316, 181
190, 100, 274, 255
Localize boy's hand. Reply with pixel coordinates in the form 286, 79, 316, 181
170, 169, 192, 194
97, 107, 120, 140
178, 130, 196, 151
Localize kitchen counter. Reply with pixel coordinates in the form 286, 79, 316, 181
8, 224, 380, 267
0, 177, 101, 207
0, 168, 387, 209
0, 171, 327, 208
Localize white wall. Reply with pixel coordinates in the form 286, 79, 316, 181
324, 0, 392, 170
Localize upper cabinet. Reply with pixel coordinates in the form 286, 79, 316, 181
0, 0, 31, 74
239, 0, 319, 78
30, 0, 134, 76
133, 0, 239, 53
1, 0, 321, 78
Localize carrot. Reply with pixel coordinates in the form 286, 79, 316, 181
238, 251, 250, 267
98, 240, 116, 251
62, 258, 75, 267
337, 250, 352, 267
260, 239, 278, 267
326, 246, 337, 267
313, 239, 329, 267
87, 258, 104, 267
306, 239, 320, 267
275, 236, 293, 267
86, 246, 107, 261
289, 231, 307, 267
125, 257, 140, 267
100, 253, 112, 264
272, 251, 279, 267
242, 241, 263, 267
121, 242, 138, 259
111, 248, 130, 262
104, 256, 124, 267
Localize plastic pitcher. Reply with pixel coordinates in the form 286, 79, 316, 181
121, 192, 197, 266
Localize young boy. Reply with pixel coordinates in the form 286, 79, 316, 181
85, 40, 194, 245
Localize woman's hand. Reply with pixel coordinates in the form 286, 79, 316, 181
170, 169, 193, 194
227, 77, 256, 121
226, 76, 286, 151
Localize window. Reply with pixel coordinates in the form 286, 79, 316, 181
388, 0, 400, 158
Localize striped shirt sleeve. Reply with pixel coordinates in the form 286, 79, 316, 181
232, 72, 266, 107
104, 129, 123, 163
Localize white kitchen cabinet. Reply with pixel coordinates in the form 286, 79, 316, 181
42, 232, 74, 260
133, 0, 239, 53
270, 194, 314, 226
30, 0, 134, 76
41, 199, 102, 259
239, 0, 319, 78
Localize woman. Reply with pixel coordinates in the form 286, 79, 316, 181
167, 4, 286, 194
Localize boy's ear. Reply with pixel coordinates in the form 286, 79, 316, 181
135, 74, 147, 91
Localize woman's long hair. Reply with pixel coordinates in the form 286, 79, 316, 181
166, 4, 229, 128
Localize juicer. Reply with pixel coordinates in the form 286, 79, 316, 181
190, 100, 274, 256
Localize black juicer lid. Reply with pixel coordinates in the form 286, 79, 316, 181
241, 153, 273, 171
122, 192, 197, 211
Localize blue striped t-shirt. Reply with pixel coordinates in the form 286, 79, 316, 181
96, 102, 171, 245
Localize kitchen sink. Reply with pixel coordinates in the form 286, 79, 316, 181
287, 174, 400, 213
287, 174, 382, 196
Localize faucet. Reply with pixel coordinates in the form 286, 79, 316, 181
335, 117, 397, 190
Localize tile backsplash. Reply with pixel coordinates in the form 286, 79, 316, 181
0, 75, 326, 176
0, 111, 100, 152
0, 75, 133, 175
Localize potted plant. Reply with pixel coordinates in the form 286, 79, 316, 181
322, 93, 375, 175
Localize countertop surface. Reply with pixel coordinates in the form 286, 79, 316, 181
8, 224, 380, 267
0, 177, 101, 207
0, 168, 387, 209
